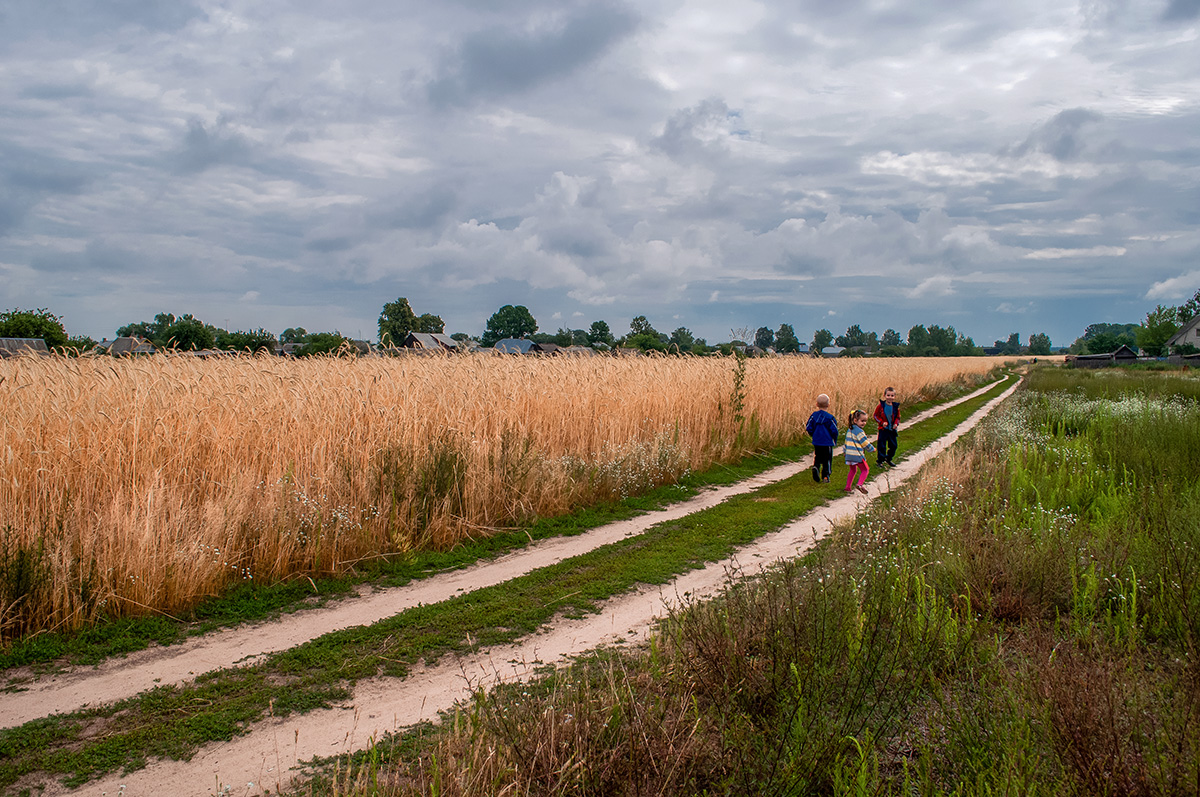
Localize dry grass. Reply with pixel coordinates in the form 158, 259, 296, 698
0, 352, 1009, 637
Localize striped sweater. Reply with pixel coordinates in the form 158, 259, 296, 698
843, 425, 875, 463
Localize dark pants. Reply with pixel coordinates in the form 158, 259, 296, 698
876, 428, 898, 464
814, 445, 833, 478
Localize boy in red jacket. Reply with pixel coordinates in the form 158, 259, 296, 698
873, 386, 900, 467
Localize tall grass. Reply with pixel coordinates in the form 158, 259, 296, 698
0, 352, 1004, 639
316, 366, 1200, 796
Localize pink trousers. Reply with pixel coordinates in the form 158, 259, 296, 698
846, 461, 869, 490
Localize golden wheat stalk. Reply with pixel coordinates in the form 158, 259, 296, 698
0, 352, 1010, 636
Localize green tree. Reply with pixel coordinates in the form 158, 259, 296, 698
907, 325, 930, 353
775, 323, 800, 353
587, 320, 613, 348
482, 305, 538, 346
296, 332, 351, 357
378, 298, 418, 346
1137, 305, 1179, 357
1175, 287, 1200, 324
956, 334, 979, 356
1071, 322, 1139, 353
65, 334, 98, 354
215, 328, 277, 353
1028, 332, 1052, 355
669, 327, 696, 353
413, 313, 445, 334
1084, 332, 1121, 354
813, 329, 833, 352
881, 328, 902, 347
624, 316, 665, 351
164, 316, 214, 351
928, 325, 957, 356
0, 308, 69, 349
629, 316, 657, 337
754, 327, 774, 349
552, 328, 573, 347
281, 327, 308, 344
835, 324, 870, 348
118, 312, 177, 345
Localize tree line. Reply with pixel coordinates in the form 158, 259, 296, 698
3, 287, 1196, 357
1066, 288, 1200, 357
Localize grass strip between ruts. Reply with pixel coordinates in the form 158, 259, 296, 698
0, 375, 1014, 792
0, 373, 1003, 674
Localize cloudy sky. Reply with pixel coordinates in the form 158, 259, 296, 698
2, 0, 1198, 346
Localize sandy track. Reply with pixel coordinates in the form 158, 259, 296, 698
16, 378, 1017, 796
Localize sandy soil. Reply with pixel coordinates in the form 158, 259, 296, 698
12, 378, 1017, 797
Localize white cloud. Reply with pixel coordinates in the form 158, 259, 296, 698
861, 150, 1103, 186
907, 276, 955, 299
1146, 271, 1200, 300
1022, 246, 1127, 260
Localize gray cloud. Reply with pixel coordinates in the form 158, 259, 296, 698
0, 0, 1196, 348
0, 0, 203, 46
1009, 108, 1106, 161
172, 119, 255, 174
426, 1, 639, 106
18, 83, 95, 101
652, 98, 735, 163
1163, 0, 1200, 21
368, 185, 461, 231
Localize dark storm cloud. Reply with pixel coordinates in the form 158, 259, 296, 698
0, 0, 203, 46
29, 240, 145, 276
172, 119, 255, 174
367, 185, 460, 231
304, 236, 355, 254
426, 1, 639, 106
1162, 0, 1200, 21
651, 98, 734, 162
18, 83, 95, 101
1009, 109, 1105, 161
0, 141, 95, 235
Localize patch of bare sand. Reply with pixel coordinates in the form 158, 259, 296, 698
46, 379, 1017, 797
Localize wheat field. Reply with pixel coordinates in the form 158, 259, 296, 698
0, 352, 1011, 638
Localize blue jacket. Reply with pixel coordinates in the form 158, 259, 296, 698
806, 409, 838, 447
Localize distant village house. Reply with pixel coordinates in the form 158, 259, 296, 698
0, 338, 50, 358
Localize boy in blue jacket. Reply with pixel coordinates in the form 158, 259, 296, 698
805, 393, 838, 483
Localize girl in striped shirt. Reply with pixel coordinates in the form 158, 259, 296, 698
844, 409, 875, 494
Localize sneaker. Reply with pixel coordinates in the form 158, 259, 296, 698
844, 488, 853, 493
811, 466, 820, 482
856, 485, 868, 494
823, 476, 830, 483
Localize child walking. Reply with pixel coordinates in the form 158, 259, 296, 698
806, 393, 838, 483
844, 409, 875, 494
873, 386, 900, 467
